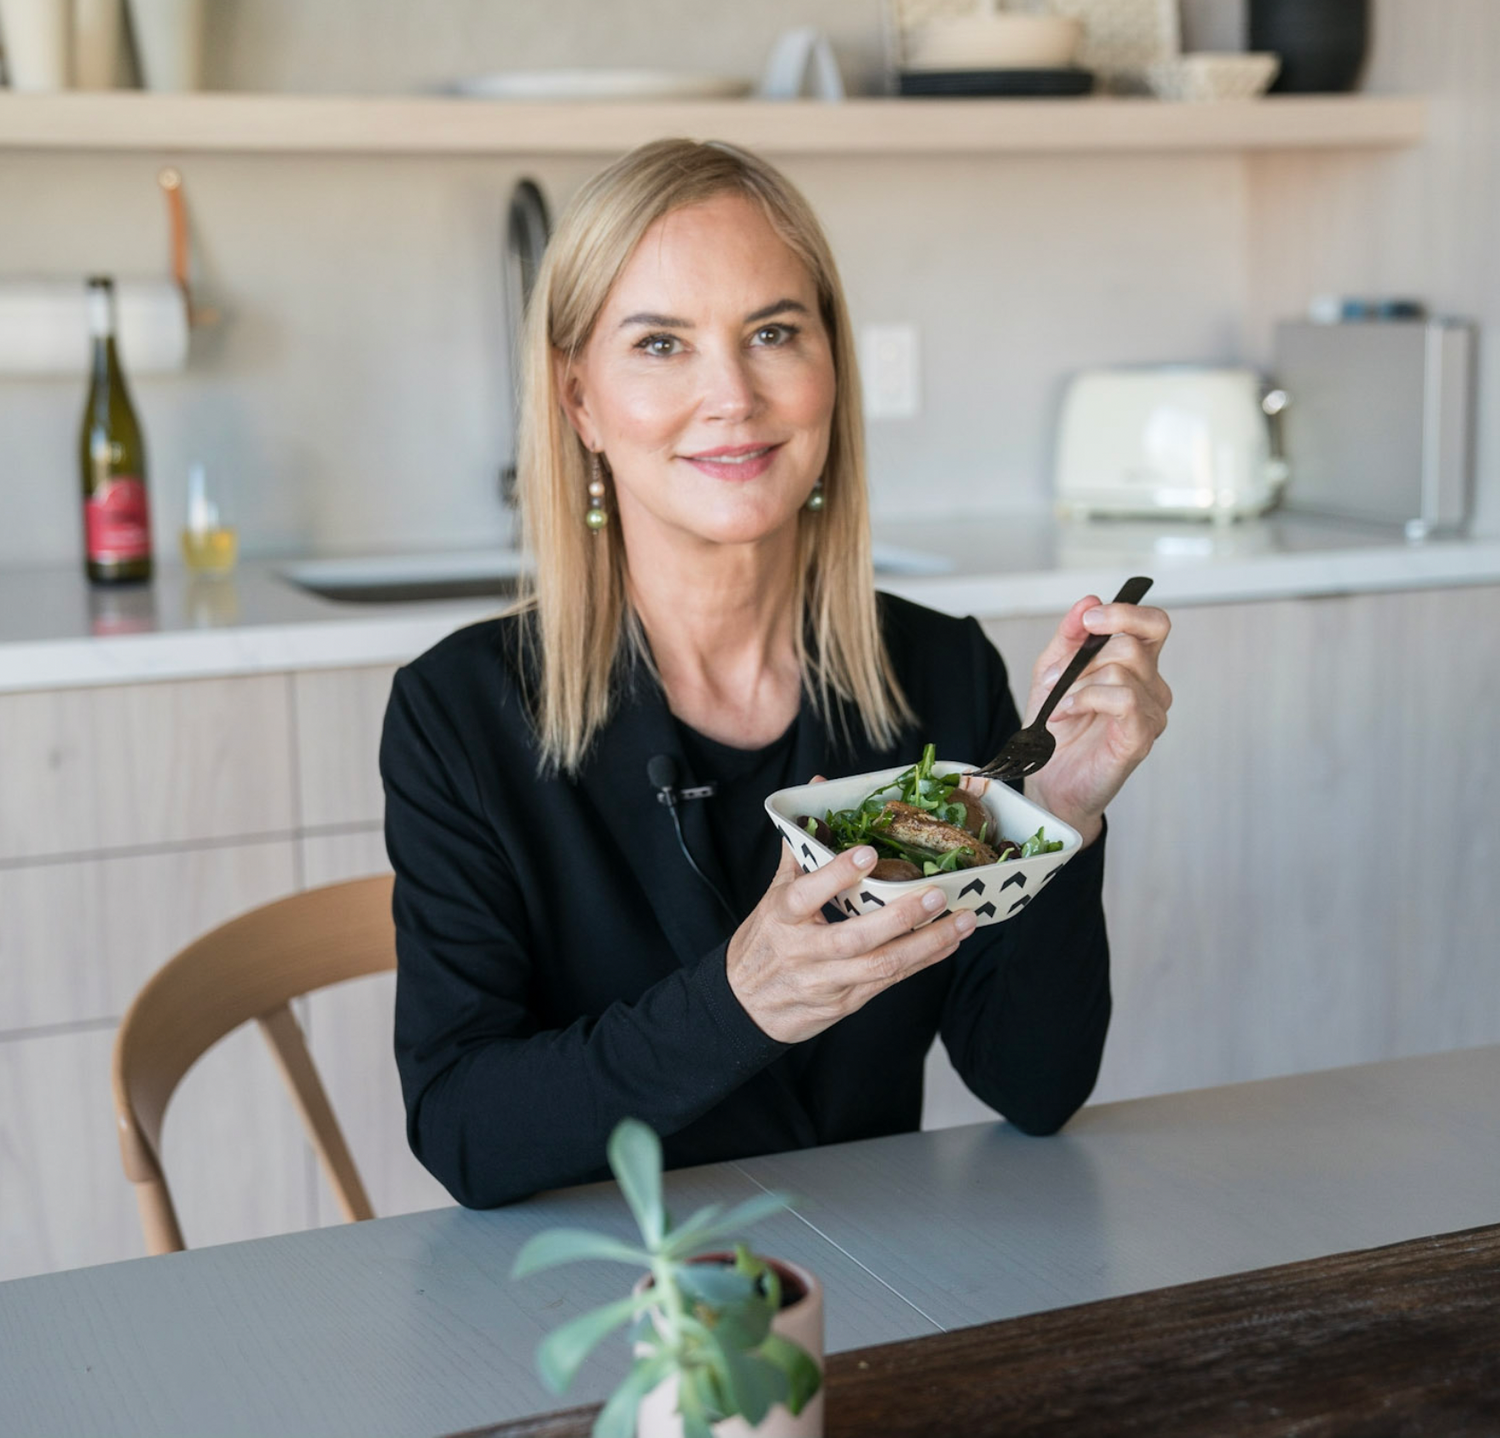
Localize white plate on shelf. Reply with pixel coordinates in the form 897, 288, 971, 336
441, 70, 753, 101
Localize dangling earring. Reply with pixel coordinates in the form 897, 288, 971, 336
586, 451, 610, 532
806, 477, 825, 512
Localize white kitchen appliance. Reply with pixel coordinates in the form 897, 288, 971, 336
1054, 365, 1287, 521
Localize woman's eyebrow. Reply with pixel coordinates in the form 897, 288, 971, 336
615, 298, 811, 331
618, 311, 692, 330
746, 298, 810, 323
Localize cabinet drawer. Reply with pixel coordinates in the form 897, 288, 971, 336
0, 675, 296, 861
0, 840, 297, 1033
0, 1022, 312, 1281
299, 827, 448, 1221
293, 666, 398, 830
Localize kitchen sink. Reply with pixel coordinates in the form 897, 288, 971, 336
281, 541, 954, 605
281, 551, 532, 605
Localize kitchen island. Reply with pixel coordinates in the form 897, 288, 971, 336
1, 1047, 1495, 1438
2, 509, 1499, 1284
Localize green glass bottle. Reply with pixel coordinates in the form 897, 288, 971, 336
79, 276, 153, 584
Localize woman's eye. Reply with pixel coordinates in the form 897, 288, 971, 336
637, 334, 682, 357
752, 323, 799, 347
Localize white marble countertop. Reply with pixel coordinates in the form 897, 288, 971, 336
2, 511, 1499, 693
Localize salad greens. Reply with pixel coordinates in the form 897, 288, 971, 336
804, 743, 1063, 877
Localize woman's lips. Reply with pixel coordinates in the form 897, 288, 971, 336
681, 443, 782, 481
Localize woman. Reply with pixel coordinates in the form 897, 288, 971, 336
381, 139, 1171, 1208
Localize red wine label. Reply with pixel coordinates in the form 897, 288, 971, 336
85, 477, 152, 563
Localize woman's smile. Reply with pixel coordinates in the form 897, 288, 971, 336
680, 441, 785, 481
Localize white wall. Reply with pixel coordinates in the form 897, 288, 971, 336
0, 0, 1495, 565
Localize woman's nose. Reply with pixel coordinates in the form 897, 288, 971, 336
700, 348, 758, 422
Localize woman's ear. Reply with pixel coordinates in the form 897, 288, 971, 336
554, 351, 598, 452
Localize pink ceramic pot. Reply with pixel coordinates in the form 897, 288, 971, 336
633, 1256, 825, 1438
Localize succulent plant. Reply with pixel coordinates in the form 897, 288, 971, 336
512, 1119, 822, 1438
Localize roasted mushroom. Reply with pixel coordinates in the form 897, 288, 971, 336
870, 857, 924, 882
795, 814, 833, 849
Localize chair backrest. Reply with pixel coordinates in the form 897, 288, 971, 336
111, 874, 397, 1255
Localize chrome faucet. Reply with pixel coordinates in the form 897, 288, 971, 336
500, 178, 552, 510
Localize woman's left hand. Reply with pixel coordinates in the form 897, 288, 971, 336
1020, 595, 1172, 846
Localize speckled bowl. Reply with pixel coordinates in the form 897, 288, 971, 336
765, 760, 1082, 928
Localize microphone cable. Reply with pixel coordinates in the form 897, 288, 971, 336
648, 754, 736, 924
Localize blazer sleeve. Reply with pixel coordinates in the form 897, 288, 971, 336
381, 665, 785, 1208
936, 618, 1112, 1135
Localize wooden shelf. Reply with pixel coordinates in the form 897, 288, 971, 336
0, 91, 1427, 157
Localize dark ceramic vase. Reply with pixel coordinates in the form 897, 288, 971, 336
1249, 0, 1370, 93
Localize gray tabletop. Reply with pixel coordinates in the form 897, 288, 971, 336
3, 1047, 1496, 1438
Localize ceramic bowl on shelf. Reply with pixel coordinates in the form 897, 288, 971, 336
1145, 52, 1281, 102
905, 13, 1084, 71
764, 761, 1082, 928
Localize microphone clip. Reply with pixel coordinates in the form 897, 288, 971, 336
656, 783, 717, 805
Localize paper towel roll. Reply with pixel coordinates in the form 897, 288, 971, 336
0, 279, 190, 375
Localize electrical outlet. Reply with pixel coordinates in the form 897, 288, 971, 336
860, 324, 921, 420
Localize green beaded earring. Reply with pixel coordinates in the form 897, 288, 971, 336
586, 451, 609, 532
806, 477, 825, 512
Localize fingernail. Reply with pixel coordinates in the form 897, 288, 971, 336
922, 888, 946, 911
853, 846, 877, 868
1059, 694, 1075, 712
1042, 665, 1061, 685
1083, 607, 1105, 625
954, 911, 977, 934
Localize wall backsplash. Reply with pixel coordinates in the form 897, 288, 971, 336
0, 0, 1495, 567
0, 147, 1246, 565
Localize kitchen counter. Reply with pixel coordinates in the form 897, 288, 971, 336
1, 1046, 1495, 1438
2, 511, 1499, 693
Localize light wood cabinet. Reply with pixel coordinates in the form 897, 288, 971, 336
0, 666, 403, 1282
0, 841, 297, 1032
922, 584, 1500, 1129
0, 676, 295, 863
293, 666, 399, 830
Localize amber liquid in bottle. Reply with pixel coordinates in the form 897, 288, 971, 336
79, 276, 153, 584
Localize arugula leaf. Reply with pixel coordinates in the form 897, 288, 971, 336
1018, 827, 1064, 858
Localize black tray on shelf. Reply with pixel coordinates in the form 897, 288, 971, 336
898, 67, 1095, 97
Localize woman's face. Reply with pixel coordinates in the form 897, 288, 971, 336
559, 192, 837, 552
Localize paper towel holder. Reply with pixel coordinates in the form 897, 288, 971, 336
157, 166, 219, 328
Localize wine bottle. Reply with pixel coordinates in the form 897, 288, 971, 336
79, 276, 153, 584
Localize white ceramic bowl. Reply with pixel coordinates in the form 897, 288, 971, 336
765, 761, 1081, 928
1145, 52, 1280, 102
905, 14, 1084, 72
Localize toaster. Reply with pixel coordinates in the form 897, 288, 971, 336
1054, 366, 1288, 521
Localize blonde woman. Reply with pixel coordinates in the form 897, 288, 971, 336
381, 140, 1171, 1207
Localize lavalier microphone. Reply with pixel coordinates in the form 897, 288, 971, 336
647, 755, 734, 923
648, 754, 718, 806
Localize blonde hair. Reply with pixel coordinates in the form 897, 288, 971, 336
514, 138, 913, 773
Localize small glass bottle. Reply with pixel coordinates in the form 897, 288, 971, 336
179, 463, 238, 576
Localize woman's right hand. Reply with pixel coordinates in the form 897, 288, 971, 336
726, 840, 977, 1045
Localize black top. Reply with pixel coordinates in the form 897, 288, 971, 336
380, 594, 1111, 1208
673, 715, 801, 921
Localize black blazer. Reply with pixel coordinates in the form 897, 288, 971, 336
381, 594, 1110, 1207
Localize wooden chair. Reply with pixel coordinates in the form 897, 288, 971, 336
111, 874, 397, 1255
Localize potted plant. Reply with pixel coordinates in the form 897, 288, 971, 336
512, 1119, 825, 1438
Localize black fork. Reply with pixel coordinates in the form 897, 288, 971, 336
971, 575, 1154, 783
